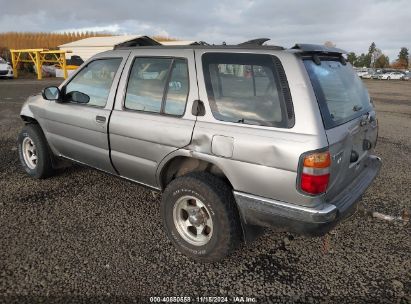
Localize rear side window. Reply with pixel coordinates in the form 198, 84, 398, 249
125, 57, 189, 116
202, 53, 294, 128
304, 59, 373, 129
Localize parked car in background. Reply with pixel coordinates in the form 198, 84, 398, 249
401, 72, 410, 81
356, 68, 370, 78
379, 71, 404, 80
362, 72, 373, 79
371, 71, 384, 79
0, 57, 14, 79
17, 43, 381, 261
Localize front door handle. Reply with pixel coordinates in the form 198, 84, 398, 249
96, 115, 106, 123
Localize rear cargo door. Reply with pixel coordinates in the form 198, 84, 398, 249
304, 58, 378, 200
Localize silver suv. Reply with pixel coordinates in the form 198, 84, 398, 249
18, 43, 381, 261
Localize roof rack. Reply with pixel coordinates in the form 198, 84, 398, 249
237, 38, 285, 50
291, 43, 347, 54
114, 37, 286, 50
238, 38, 271, 46
113, 36, 161, 49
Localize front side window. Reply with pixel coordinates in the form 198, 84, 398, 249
125, 57, 189, 116
65, 58, 122, 107
202, 53, 290, 127
164, 59, 189, 115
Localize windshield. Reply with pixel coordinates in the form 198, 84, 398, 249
304, 59, 372, 129
0, 58, 7, 64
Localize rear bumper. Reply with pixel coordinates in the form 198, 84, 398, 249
234, 155, 382, 236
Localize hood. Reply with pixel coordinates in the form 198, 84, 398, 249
0, 63, 11, 70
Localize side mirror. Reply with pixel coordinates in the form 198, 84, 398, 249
42, 86, 61, 101
67, 91, 90, 104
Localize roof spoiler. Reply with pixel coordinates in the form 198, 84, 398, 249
291, 44, 347, 55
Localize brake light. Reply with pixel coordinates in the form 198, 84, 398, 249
300, 151, 331, 195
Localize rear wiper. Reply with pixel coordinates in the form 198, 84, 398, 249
352, 105, 363, 112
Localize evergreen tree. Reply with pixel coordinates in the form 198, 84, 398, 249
398, 47, 409, 67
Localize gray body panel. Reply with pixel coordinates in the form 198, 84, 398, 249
325, 111, 378, 200
45, 103, 114, 173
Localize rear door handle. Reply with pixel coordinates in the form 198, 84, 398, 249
96, 115, 106, 123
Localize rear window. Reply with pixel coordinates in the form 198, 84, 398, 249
304, 59, 373, 129
202, 53, 293, 128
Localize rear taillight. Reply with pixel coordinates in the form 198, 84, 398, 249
299, 151, 331, 195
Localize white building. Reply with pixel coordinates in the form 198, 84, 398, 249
58, 35, 160, 61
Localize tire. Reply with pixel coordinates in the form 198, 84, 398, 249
161, 172, 242, 261
387, 77, 390, 80
18, 124, 54, 179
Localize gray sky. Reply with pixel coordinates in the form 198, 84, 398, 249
1, 0, 410, 61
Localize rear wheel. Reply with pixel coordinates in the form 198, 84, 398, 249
161, 172, 242, 261
18, 124, 54, 179
387, 76, 391, 80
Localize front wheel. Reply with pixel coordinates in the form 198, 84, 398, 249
161, 172, 242, 261
18, 124, 54, 179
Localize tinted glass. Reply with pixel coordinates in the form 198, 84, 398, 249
304, 59, 372, 129
65, 58, 121, 107
125, 58, 172, 113
164, 59, 189, 115
203, 53, 286, 127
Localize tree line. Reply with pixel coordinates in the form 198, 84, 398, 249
0, 32, 176, 60
346, 42, 409, 69
0, 32, 110, 50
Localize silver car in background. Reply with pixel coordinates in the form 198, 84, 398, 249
0, 57, 14, 79
18, 42, 381, 261
379, 71, 404, 80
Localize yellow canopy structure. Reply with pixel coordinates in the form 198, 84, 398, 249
10, 49, 70, 80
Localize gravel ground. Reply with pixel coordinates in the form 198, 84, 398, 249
0, 78, 410, 303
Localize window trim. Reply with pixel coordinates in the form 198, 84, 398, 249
202, 52, 295, 129
61, 57, 123, 108
122, 56, 190, 118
